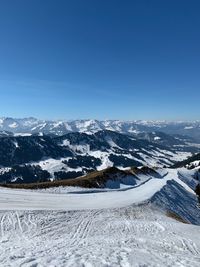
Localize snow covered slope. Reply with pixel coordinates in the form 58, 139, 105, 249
1, 206, 200, 267
0, 168, 198, 221
0, 168, 200, 266
173, 153, 200, 170
1, 117, 200, 141
0, 130, 196, 184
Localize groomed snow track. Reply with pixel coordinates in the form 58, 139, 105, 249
0, 169, 192, 211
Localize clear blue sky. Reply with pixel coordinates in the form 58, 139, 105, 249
0, 0, 199, 120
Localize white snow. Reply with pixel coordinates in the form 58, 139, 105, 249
186, 160, 200, 169
0, 168, 200, 266
184, 126, 194, 129
9, 122, 18, 128
33, 158, 81, 178
0, 205, 200, 267
13, 141, 19, 148
154, 136, 161, 140
0, 169, 193, 211
0, 167, 12, 175
14, 133, 32, 137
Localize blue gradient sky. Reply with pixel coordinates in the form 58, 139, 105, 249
0, 0, 199, 120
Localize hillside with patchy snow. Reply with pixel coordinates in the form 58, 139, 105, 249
0, 130, 198, 184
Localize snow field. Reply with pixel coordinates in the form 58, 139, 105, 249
0, 206, 200, 267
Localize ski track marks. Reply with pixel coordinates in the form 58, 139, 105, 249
0, 205, 200, 267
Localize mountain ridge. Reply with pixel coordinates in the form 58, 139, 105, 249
1, 117, 200, 141
0, 130, 198, 184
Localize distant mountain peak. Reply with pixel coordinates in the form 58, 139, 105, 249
0, 117, 200, 142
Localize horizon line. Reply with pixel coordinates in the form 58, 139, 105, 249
0, 116, 199, 123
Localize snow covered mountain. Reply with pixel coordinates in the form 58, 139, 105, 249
0, 130, 197, 184
0, 130, 199, 265
173, 152, 200, 170
1, 126, 199, 267
1, 117, 200, 141
0, 117, 199, 184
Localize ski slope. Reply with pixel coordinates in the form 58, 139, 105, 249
0, 169, 193, 210
0, 168, 200, 266
0, 206, 200, 267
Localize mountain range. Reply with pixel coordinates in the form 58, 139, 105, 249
0, 128, 199, 184
1, 117, 200, 142
1, 118, 200, 267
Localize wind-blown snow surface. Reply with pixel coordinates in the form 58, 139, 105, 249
0, 169, 200, 266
